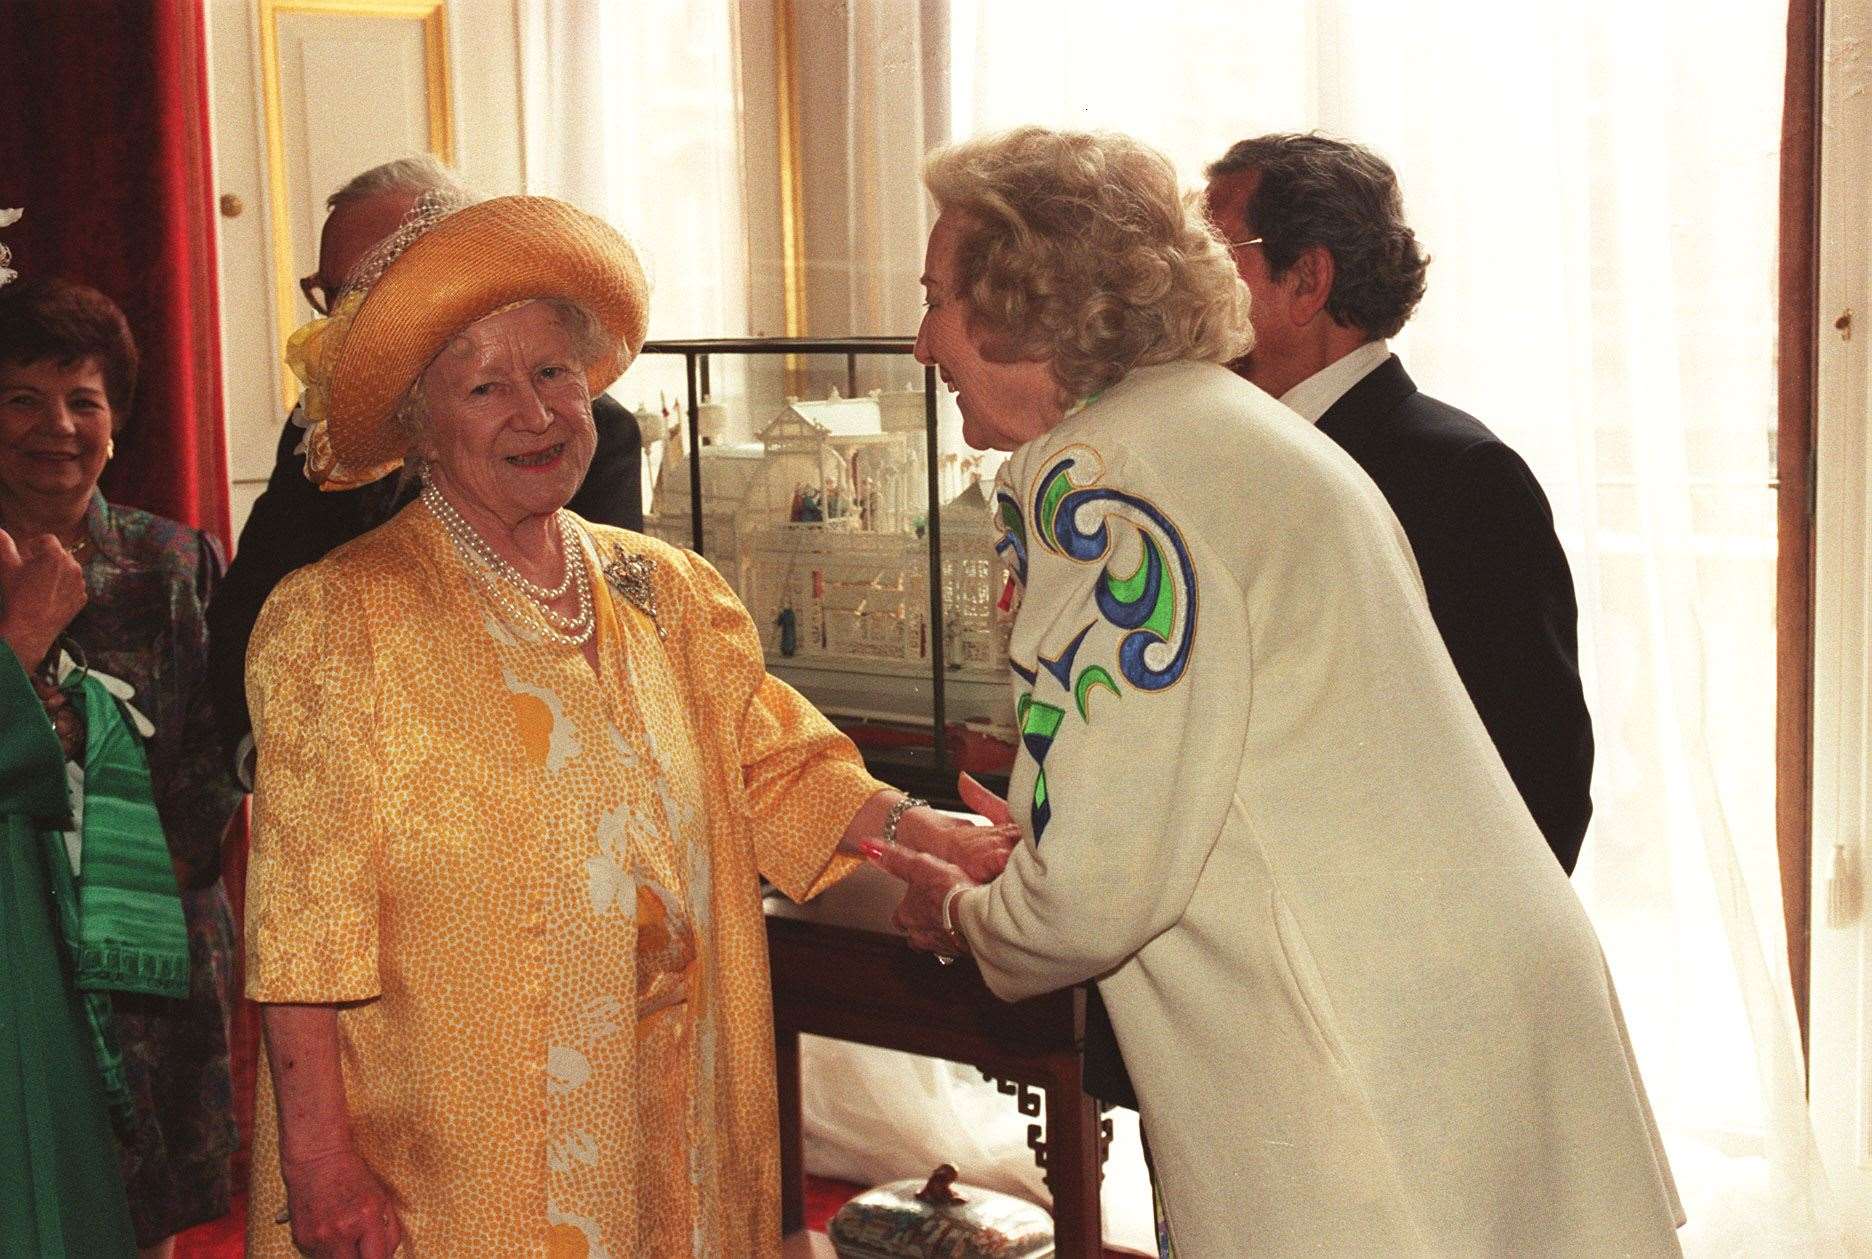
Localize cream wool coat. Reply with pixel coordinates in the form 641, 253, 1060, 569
956, 361, 1683, 1258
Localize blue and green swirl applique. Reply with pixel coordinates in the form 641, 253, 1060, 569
994, 485, 1028, 587
1032, 451, 1197, 692
1037, 622, 1118, 721
1005, 448, 1196, 842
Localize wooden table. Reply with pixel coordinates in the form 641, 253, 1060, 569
766, 907, 1108, 1258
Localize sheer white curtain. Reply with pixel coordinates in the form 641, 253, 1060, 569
518, 3, 1836, 1253
949, 1, 1835, 1254
518, 0, 751, 434
790, 0, 946, 401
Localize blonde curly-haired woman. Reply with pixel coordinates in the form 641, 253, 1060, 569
874, 126, 1684, 1259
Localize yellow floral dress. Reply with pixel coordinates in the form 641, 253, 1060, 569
243, 503, 882, 1258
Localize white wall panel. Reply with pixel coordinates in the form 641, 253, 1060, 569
207, 0, 522, 537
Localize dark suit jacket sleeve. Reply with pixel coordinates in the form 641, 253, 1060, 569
568, 394, 643, 530
206, 411, 382, 768
1433, 441, 1594, 871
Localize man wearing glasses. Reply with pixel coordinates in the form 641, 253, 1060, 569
1076, 134, 1594, 1119
206, 156, 643, 783
1201, 132, 1592, 874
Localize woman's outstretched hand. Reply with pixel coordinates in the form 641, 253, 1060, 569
956, 771, 1013, 825
865, 840, 974, 958
280, 1144, 404, 1259
891, 773, 1022, 883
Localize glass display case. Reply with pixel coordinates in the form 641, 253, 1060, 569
636, 337, 1015, 806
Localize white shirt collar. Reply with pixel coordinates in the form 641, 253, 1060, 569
1277, 340, 1391, 424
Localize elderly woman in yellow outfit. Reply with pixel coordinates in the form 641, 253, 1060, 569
241, 195, 1013, 1259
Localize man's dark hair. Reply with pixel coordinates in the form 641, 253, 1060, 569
0, 277, 139, 427
1208, 133, 1429, 339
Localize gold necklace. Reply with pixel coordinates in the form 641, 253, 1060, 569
0, 514, 92, 561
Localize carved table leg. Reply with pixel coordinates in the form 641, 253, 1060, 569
1043, 1053, 1105, 1259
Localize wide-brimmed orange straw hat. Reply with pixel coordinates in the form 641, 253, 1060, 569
285, 195, 649, 489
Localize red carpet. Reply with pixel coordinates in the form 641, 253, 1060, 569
803, 1173, 864, 1230
172, 1196, 243, 1259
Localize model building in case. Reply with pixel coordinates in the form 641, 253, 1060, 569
641, 374, 1017, 764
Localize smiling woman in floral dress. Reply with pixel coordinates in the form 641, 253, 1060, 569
0, 277, 243, 1259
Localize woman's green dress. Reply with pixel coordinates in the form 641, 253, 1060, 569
0, 652, 136, 1256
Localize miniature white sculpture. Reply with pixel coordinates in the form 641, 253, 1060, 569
645, 387, 1013, 733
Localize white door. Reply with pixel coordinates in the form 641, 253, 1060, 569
1809, 0, 1872, 1249
204, 0, 523, 538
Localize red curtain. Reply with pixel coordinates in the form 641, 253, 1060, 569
0, 0, 231, 547
1, 0, 256, 1193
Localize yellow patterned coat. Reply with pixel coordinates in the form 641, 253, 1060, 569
243, 503, 881, 1258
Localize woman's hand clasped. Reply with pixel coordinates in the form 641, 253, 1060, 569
866, 841, 976, 960
857, 774, 1021, 961
0, 527, 86, 672
890, 772, 1021, 882
280, 1144, 405, 1259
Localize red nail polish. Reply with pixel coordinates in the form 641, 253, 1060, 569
859, 841, 885, 861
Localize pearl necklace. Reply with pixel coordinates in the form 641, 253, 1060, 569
422, 480, 577, 600
422, 481, 595, 647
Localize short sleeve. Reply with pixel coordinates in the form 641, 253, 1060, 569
243, 564, 383, 1002
960, 441, 1252, 1000
673, 551, 883, 901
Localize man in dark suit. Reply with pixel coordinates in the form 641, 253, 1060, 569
206, 156, 642, 779
1081, 135, 1594, 1113
1203, 133, 1592, 869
